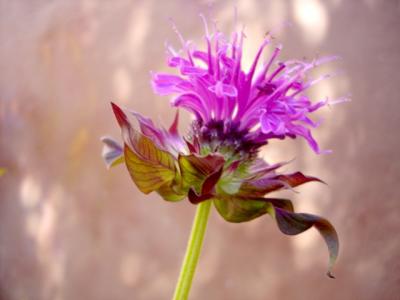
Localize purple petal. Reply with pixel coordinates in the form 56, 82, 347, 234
208, 81, 238, 98
180, 65, 208, 76
172, 93, 208, 121
151, 73, 190, 95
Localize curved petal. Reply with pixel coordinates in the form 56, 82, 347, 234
151, 73, 191, 95
172, 93, 208, 120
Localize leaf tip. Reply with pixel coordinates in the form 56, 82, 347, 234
327, 271, 336, 279
110, 102, 128, 128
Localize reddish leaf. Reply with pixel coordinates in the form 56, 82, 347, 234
168, 110, 180, 134
178, 153, 225, 194
272, 208, 339, 278
111, 102, 129, 128
185, 139, 197, 153
213, 196, 338, 277
187, 165, 224, 204
274, 172, 325, 187
188, 188, 213, 204
239, 171, 324, 197
201, 166, 224, 195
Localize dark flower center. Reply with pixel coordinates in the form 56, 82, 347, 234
191, 119, 264, 159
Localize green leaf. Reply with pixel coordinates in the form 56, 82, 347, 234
111, 102, 183, 201
157, 182, 186, 202
213, 196, 338, 277
214, 196, 271, 222
213, 196, 292, 223
178, 153, 225, 194
239, 171, 323, 197
217, 174, 243, 195
124, 135, 176, 194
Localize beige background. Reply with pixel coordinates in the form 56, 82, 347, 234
1, 0, 400, 299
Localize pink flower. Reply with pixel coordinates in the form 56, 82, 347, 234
151, 16, 343, 154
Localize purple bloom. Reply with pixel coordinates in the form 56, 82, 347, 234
152, 17, 341, 154
102, 16, 342, 278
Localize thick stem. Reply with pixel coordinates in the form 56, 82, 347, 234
172, 200, 212, 300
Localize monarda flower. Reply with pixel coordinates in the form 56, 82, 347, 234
102, 16, 341, 290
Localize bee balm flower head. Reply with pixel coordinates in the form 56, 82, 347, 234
102, 16, 342, 278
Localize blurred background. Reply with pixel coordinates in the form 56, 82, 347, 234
1, 0, 400, 299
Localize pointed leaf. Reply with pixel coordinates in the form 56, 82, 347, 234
238, 178, 286, 197
101, 136, 124, 168
111, 102, 183, 201
201, 166, 224, 195
187, 165, 224, 204
271, 208, 339, 278
213, 196, 293, 223
168, 110, 180, 134
124, 136, 176, 194
111, 102, 130, 128
178, 153, 225, 194
239, 171, 323, 197
213, 196, 338, 277
247, 158, 290, 179
185, 139, 197, 154
188, 188, 213, 204
274, 172, 324, 187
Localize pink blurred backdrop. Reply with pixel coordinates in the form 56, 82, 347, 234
1, 1, 400, 299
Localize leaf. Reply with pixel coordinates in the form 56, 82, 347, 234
124, 135, 176, 195
247, 158, 289, 179
188, 188, 214, 204
274, 172, 325, 187
111, 102, 180, 197
0, 168, 6, 177
111, 102, 130, 128
213, 196, 339, 277
101, 136, 124, 168
239, 171, 323, 197
168, 110, 180, 134
201, 166, 224, 195
271, 208, 339, 278
178, 153, 225, 194
238, 178, 285, 197
213, 196, 293, 223
217, 160, 250, 195
157, 182, 186, 202
217, 174, 243, 195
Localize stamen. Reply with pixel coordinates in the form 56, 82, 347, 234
199, 14, 210, 38
254, 45, 282, 86
169, 18, 194, 65
247, 36, 271, 83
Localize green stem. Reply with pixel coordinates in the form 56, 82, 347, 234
172, 200, 212, 300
